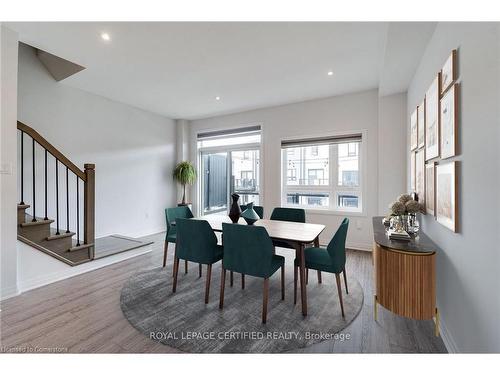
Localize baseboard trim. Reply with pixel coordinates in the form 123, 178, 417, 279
13, 243, 152, 298
0, 285, 20, 301
438, 309, 459, 353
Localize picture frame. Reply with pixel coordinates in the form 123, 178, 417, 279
415, 149, 425, 206
417, 99, 425, 149
425, 75, 440, 161
440, 83, 458, 159
441, 49, 457, 95
436, 161, 457, 232
410, 151, 416, 192
410, 108, 418, 151
425, 162, 435, 216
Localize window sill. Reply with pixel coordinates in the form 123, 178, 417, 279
302, 208, 367, 218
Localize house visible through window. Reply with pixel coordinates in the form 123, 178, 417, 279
281, 134, 362, 212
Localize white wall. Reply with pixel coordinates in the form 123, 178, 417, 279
189, 90, 407, 250
378, 93, 407, 214
17, 43, 177, 239
407, 23, 500, 352
0, 25, 19, 299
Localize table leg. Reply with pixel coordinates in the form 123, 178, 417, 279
298, 243, 307, 316
314, 236, 322, 283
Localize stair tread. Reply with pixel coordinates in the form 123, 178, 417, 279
20, 218, 55, 227
68, 243, 94, 252
47, 231, 75, 241
18, 204, 30, 209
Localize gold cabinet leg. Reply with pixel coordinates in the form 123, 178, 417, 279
434, 308, 440, 337
374, 295, 378, 321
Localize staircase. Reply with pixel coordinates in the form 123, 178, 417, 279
17, 121, 95, 266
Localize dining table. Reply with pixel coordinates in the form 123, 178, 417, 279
196, 215, 326, 317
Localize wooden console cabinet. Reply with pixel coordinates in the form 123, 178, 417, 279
372, 217, 439, 336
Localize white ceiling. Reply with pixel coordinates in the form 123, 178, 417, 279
7, 22, 436, 120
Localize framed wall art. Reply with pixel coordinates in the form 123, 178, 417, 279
415, 148, 425, 206
425, 162, 435, 216
410, 108, 418, 151
436, 161, 457, 232
440, 49, 457, 95
417, 99, 425, 149
425, 75, 440, 161
440, 83, 458, 159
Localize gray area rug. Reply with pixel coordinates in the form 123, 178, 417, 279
120, 260, 364, 353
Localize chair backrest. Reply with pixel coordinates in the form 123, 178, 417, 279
165, 206, 194, 236
270, 207, 305, 223
176, 218, 219, 264
326, 218, 349, 272
240, 204, 264, 219
222, 223, 275, 278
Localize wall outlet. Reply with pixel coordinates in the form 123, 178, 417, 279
0, 162, 13, 175
356, 219, 362, 230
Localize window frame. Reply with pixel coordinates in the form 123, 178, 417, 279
280, 131, 366, 215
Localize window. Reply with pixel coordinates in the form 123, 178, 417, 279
281, 135, 362, 212
197, 126, 261, 215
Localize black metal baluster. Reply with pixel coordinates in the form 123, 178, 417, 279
76, 176, 80, 246
66, 167, 70, 233
44, 149, 48, 220
31, 139, 36, 222
55, 159, 60, 235
20, 131, 25, 205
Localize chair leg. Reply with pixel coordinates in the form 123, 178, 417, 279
184, 260, 188, 274
293, 265, 298, 305
281, 265, 285, 300
172, 257, 180, 293
162, 241, 168, 267
262, 278, 269, 324
241, 274, 245, 290
204, 264, 212, 304
335, 273, 345, 318
343, 270, 349, 294
219, 268, 226, 309
317, 270, 322, 284
172, 242, 178, 277
199, 263, 202, 278
306, 268, 309, 284
230, 271, 234, 287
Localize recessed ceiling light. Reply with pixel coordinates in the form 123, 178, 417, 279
327, 71, 333, 76
215, 96, 221, 101
100, 32, 111, 41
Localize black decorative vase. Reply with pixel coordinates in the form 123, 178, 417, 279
228, 193, 242, 223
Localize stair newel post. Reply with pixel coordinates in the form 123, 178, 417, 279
31, 138, 37, 222
44, 149, 48, 220
66, 166, 70, 233
20, 130, 25, 205
84, 164, 95, 259
55, 159, 60, 235
76, 175, 80, 247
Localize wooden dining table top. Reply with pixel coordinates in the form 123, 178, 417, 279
196, 215, 325, 244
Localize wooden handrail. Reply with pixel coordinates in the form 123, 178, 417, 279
17, 121, 86, 181
17, 120, 95, 258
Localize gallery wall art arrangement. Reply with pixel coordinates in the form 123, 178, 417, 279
409, 49, 459, 232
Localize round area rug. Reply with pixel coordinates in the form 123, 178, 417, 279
120, 262, 363, 353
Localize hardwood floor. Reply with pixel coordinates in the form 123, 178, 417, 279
0, 232, 447, 353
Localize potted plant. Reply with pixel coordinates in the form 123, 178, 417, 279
173, 161, 196, 206
387, 194, 424, 233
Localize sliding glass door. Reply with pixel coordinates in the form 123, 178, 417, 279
200, 148, 260, 216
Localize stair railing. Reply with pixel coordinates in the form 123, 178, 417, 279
17, 121, 95, 258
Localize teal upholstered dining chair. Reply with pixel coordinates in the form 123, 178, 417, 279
240, 204, 264, 219
164, 206, 201, 277
270, 207, 305, 223
220, 223, 285, 323
294, 218, 349, 317
269, 207, 306, 250
172, 218, 223, 303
